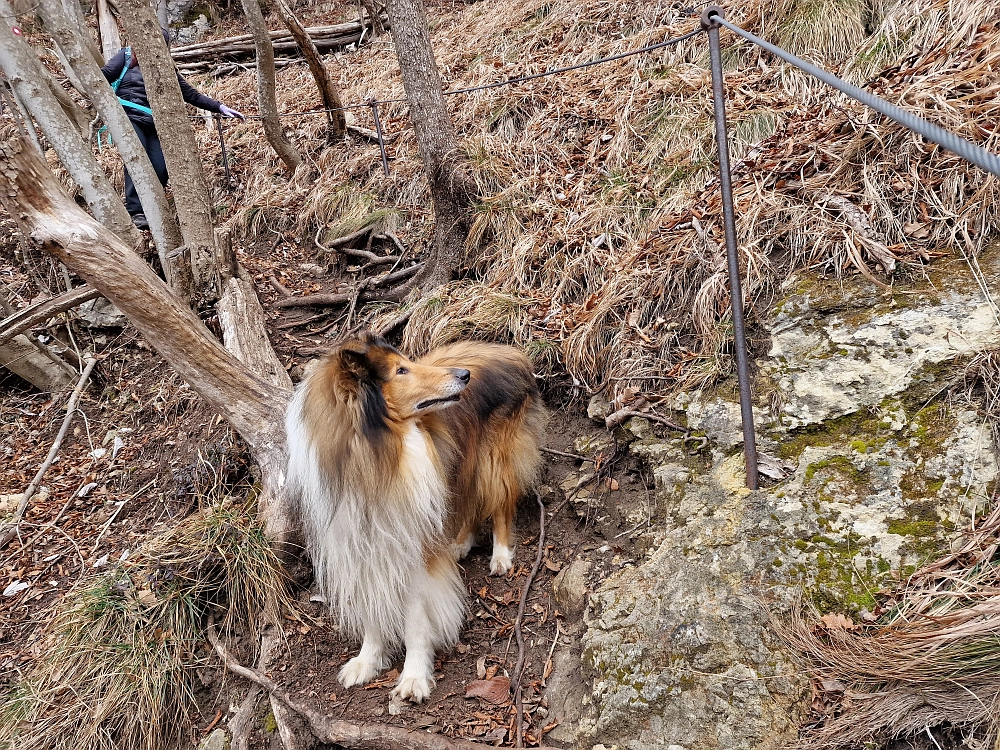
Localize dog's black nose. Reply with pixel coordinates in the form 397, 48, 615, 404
454, 368, 471, 383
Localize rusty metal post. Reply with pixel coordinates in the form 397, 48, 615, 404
702, 5, 759, 490
214, 113, 232, 189
369, 99, 390, 177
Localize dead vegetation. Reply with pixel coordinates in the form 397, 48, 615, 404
0, 495, 288, 750
187, 0, 999, 405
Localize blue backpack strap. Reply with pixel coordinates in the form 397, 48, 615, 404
111, 47, 131, 93
112, 47, 155, 117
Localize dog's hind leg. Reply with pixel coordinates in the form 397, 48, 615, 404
392, 554, 465, 704
339, 627, 389, 688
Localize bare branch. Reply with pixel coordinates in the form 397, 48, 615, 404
0, 356, 98, 549
0, 285, 101, 345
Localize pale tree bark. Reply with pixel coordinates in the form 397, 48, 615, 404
240, 0, 301, 173
95, 0, 122, 60
38, 0, 188, 297
116, 0, 220, 294
385, 0, 474, 290
273, 0, 346, 140
0, 135, 295, 547
0, 0, 140, 245
62, 0, 104, 66
42, 66, 91, 137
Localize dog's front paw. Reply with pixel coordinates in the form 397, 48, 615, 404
489, 545, 514, 575
339, 655, 382, 688
391, 673, 435, 703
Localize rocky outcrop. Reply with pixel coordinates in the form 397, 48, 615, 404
552, 249, 1000, 749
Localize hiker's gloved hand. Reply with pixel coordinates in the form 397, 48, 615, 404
219, 104, 245, 121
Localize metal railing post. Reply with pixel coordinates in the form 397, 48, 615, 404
702, 5, 759, 490
369, 99, 390, 177
214, 113, 232, 189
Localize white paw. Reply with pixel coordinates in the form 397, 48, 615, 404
453, 533, 475, 560
391, 672, 435, 703
490, 545, 514, 575
339, 655, 382, 688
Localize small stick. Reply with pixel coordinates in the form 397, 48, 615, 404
540, 447, 586, 461
0, 356, 98, 549
268, 275, 293, 297
513, 492, 546, 749
605, 408, 685, 432
542, 618, 562, 688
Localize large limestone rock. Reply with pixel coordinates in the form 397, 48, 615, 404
560, 250, 1000, 750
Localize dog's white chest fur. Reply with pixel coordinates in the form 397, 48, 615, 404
287, 408, 449, 641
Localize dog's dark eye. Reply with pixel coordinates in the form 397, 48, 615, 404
396, 366, 409, 375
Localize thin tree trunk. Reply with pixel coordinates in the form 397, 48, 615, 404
0, 135, 295, 547
39, 0, 188, 297
240, 0, 301, 173
273, 0, 346, 139
63, 0, 105, 66
95, 0, 122, 61
0, 0, 140, 245
116, 0, 220, 294
154, 0, 168, 31
33, 48, 93, 138
385, 0, 473, 289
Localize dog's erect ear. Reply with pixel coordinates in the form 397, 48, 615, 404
339, 342, 372, 381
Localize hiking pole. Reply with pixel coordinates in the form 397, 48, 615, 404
214, 113, 233, 189
369, 98, 390, 177
702, 5, 759, 490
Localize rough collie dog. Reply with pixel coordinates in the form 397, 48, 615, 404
285, 332, 546, 703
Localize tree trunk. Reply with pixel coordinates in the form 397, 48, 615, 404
385, 0, 473, 289
154, 0, 168, 31
273, 0, 346, 140
240, 0, 301, 173
116, 0, 220, 295
63, 0, 105, 66
38, 0, 188, 297
95, 0, 122, 61
0, 0, 140, 245
0, 135, 295, 546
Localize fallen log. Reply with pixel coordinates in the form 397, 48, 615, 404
169, 18, 386, 69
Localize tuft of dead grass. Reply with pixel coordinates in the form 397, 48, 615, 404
0, 496, 288, 750
187, 0, 999, 404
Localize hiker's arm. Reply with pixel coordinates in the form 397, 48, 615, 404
177, 72, 244, 120
100, 49, 127, 84
176, 72, 223, 113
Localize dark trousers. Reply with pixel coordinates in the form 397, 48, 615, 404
123, 119, 168, 216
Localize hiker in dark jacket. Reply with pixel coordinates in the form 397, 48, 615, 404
101, 29, 244, 230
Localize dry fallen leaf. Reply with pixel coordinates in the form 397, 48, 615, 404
476, 655, 487, 679
817, 613, 858, 631
464, 676, 511, 705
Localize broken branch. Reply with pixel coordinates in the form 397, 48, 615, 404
513, 492, 546, 748
0, 285, 102, 344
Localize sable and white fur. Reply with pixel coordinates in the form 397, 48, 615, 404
285, 333, 545, 702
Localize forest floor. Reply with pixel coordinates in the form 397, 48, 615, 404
0, 216, 660, 747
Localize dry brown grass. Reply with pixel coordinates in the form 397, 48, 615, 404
0, 496, 288, 750
189, 0, 999, 403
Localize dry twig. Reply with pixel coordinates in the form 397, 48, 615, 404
0, 356, 97, 549
513, 492, 546, 748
